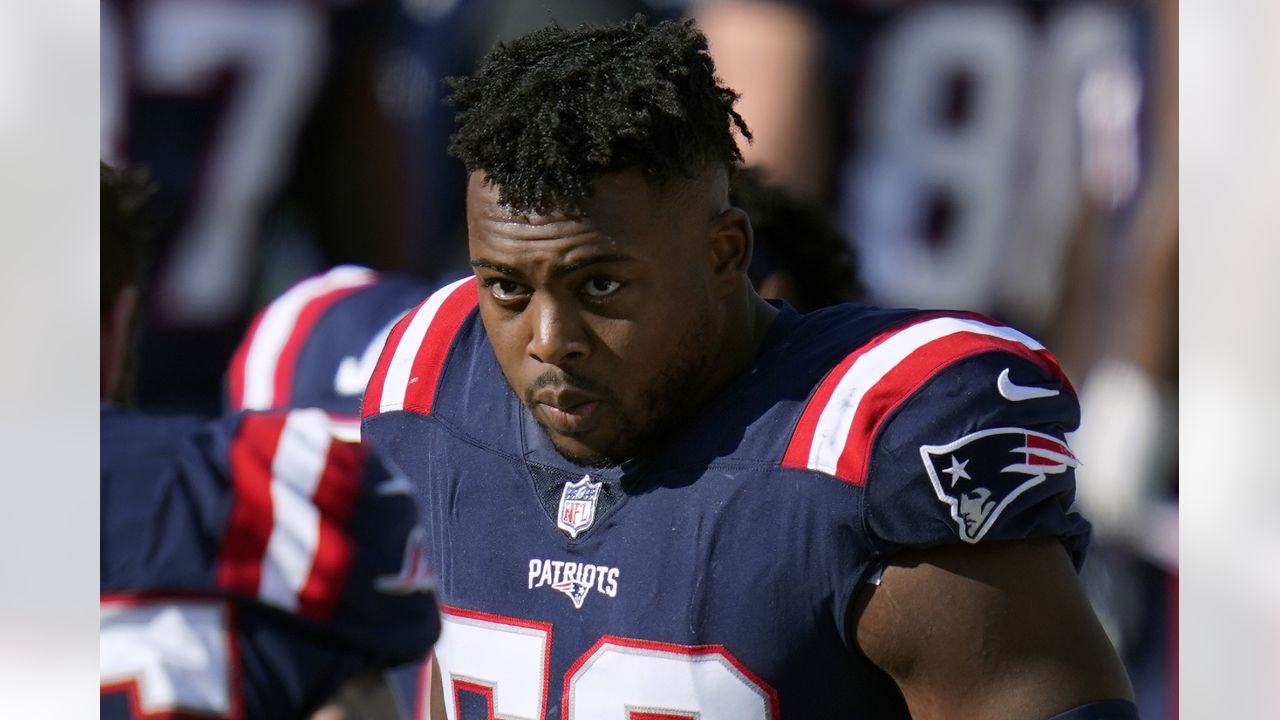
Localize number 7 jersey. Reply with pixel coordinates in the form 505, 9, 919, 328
361, 278, 1091, 718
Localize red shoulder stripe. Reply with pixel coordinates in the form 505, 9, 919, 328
782, 313, 1068, 485
362, 276, 477, 419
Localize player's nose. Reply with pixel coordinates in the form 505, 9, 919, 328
526, 294, 588, 367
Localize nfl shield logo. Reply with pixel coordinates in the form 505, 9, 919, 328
557, 475, 602, 539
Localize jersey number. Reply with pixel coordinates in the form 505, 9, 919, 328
847, 2, 1140, 322
101, 0, 326, 324
432, 607, 778, 720
100, 597, 239, 719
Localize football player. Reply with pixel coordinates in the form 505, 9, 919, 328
359, 18, 1136, 720
223, 265, 450, 719
100, 162, 439, 719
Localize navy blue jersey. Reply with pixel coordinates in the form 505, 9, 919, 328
361, 278, 1089, 718
101, 406, 439, 719
226, 266, 437, 417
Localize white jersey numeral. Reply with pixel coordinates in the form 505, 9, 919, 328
847, 2, 1139, 325
100, 598, 237, 718
102, 0, 328, 324
434, 610, 552, 720
432, 609, 775, 720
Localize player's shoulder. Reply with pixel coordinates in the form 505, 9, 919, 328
227, 265, 435, 415
361, 275, 485, 420
772, 304, 1075, 484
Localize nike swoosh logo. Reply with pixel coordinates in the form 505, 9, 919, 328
333, 315, 403, 396
996, 368, 1061, 402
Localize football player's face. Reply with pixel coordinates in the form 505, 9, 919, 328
468, 171, 726, 466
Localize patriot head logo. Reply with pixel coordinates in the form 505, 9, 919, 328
920, 427, 1079, 543
556, 475, 602, 539
551, 579, 593, 609
374, 525, 435, 594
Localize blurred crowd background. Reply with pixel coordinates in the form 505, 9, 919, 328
3, 0, 1233, 716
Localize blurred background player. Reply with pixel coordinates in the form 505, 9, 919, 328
100, 0, 475, 414
693, 0, 1177, 714
222, 266, 441, 719
100, 162, 439, 719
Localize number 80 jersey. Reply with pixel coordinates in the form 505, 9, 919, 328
362, 278, 1091, 718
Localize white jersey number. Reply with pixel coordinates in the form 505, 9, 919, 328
100, 0, 327, 325
846, 2, 1140, 324
432, 608, 777, 720
100, 597, 237, 718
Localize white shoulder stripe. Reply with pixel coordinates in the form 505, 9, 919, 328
259, 408, 332, 612
241, 265, 374, 410
379, 275, 474, 414
807, 317, 1045, 475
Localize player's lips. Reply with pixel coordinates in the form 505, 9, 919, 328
533, 391, 603, 434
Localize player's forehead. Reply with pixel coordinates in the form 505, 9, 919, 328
465, 171, 670, 269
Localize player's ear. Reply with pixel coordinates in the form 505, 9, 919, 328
707, 206, 753, 297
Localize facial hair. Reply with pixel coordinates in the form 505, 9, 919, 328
529, 305, 718, 468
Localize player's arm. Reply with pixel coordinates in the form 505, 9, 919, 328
850, 538, 1133, 719
811, 315, 1137, 717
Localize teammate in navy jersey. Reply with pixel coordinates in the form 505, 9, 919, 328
100, 163, 439, 720
359, 18, 1135, 720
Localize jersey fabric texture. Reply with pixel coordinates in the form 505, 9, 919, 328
360, 278, 1090, 718
101, 406, 439, 719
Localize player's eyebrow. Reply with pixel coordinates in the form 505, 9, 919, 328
470, 253, 634, 280
470, 258, 524, 278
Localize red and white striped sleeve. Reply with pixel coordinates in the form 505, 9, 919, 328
781, 312, 1073, 486
361, 276, 478, 419
216, 408, 365, 620
227, 265, 377, 412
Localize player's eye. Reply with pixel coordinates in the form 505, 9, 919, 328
483, 278, 529, 301
581, 277, 622, 299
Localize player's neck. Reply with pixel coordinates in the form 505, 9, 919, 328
706, 291, 780, 395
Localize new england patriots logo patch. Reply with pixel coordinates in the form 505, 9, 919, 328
556, 475, 602, 539
551, 579, 593, 609
921, 428, 1078, 543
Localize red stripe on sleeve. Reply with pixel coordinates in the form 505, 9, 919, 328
217, 413, 288, 597
361, 302, 421, 419
781, 313, 950, 470
297, 438, 365, 620
401, 281, 478, 415
270, 284, 369, 408
832, 333, 1062, 484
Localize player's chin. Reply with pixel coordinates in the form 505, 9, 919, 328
546, 426, 629, 468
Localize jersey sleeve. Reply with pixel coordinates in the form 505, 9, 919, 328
861, 349, 1089, 562
781, 312, 1089, 564
225, 267, 436, 416
101, 406, 440, 718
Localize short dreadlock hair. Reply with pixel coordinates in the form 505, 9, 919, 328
100, 161, 155, 314
447, 15, 752, 215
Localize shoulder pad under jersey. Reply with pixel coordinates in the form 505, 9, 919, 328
777, 311, 1089, 563
226, 265, 436, 416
